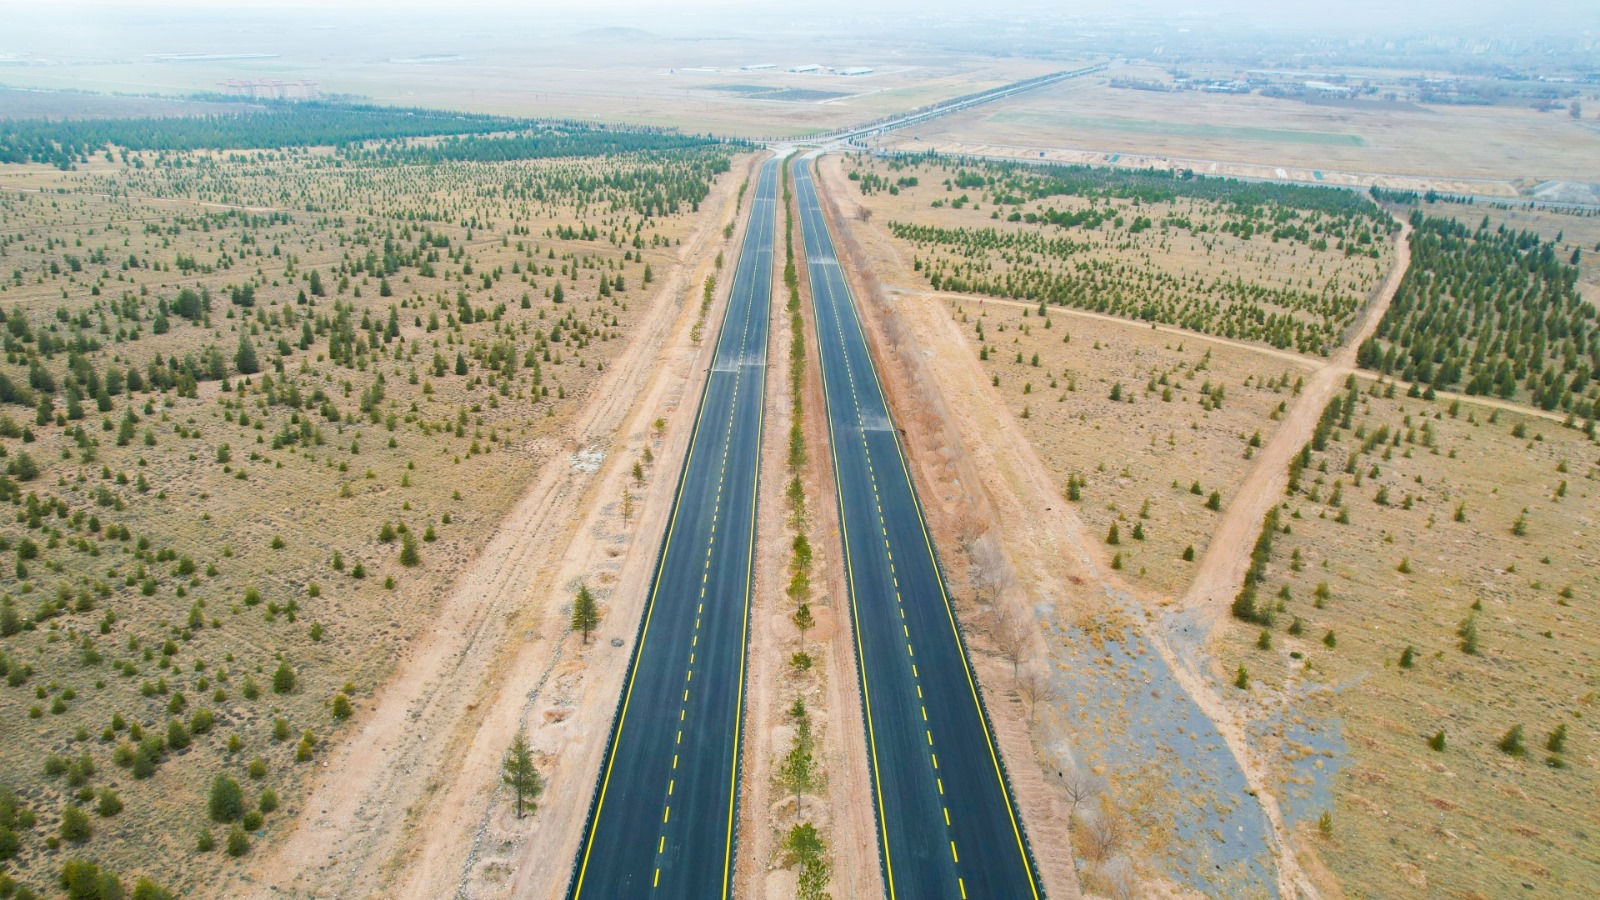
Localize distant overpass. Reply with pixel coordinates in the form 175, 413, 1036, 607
776, 62, 1110, 147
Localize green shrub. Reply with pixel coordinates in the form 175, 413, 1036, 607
225, 824, 249, 857
58, 805, 91, 843
208, 775, 243, 823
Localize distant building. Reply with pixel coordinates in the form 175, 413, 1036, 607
217, 79, 319, 100
675, 67, 719, 75
739, 63, 776, 71
836, 67, 874, 76
787, 64, 822, 74
1304, 80, 1354, 96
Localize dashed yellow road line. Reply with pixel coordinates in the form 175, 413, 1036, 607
799, 160, 969, 895
581, 162, 775, 898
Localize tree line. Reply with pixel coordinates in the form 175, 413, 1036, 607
1360, 213, 1600, 421
0, 102, 534, 168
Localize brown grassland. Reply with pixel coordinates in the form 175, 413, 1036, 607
889, 66, 1600, 185
0, 142, 741, 896
1215, 382, 1599, 898
0, 36, 1066, 141
827, 148, 1600, 897
820, 152, 1393, 599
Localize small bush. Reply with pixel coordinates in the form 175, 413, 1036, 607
96, 790, 122, 818
1498, 725, 1526, 758
59, 805, 92, 843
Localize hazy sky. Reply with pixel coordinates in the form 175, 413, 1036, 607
4, 0, 1596, 62
14, 0, 1599, 27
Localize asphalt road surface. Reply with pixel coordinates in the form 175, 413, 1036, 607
568, 156, 777, 899
793, 158, 1044, 900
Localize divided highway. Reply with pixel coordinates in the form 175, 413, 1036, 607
793, 159, 1043, 899
568, 156, 777, 899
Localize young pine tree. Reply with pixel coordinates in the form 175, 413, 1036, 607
570, 584, 599, 644
502, 728, 544, 819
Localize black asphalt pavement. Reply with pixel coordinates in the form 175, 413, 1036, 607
569, 156, 777, 900
794, 158, 1043, 900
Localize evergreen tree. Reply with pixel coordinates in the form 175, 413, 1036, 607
399, 532, 420, 567
226, 824, 250, 857
792, 603, 814, 652
570, 584, 599, 643
272, 661, 296, 694
234, 334, 260, 375
779, 712, 816, 816
59, 804, 92, 843
501, 728, 544, 819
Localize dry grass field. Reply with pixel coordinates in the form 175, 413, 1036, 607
830, 153, 1394, 357
1213, 382, 1600, 897
893, 66, 1600, 184
939, 295, 1313, 601
830, 146, 1599, 895
0, 20, 1066, 141
0, 142, 741, 895
823, 145, 1399, 635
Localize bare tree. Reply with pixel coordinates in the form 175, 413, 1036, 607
1061, 767, 1102, 826
968, 532, 1014, 605
1081, 811, 1125, 863
953, 511, 987, 554
991, 604, 1029, 679
1015, 665, 1056, 724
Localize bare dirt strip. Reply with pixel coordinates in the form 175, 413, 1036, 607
735, 155, 881, 900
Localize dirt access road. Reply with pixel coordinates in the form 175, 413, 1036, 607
244, 154, 763, 900
1177, 218, 1411, 630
